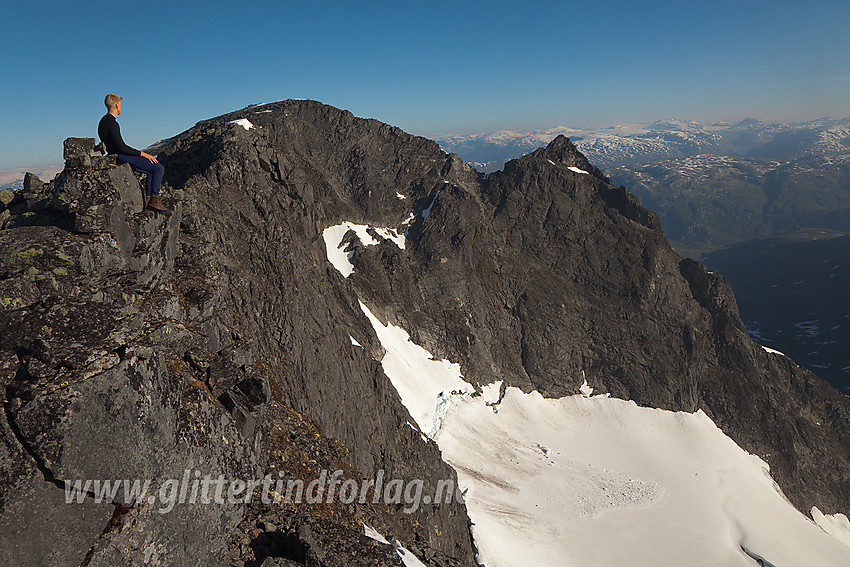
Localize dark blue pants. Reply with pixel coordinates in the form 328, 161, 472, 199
118, 154, 165, 196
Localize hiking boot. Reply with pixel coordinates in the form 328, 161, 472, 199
144, 195, 151, 209
147, 195, 167, 212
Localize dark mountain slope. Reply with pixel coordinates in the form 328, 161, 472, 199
0, 100, 848, 565
164, 99, 849, 517
330, 123, 850, 516
703, 229, 850, 392
155, 103, 481, 564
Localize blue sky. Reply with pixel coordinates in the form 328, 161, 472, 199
2, 0, 848, 169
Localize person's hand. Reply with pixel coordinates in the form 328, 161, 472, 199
141, 151, 158, 163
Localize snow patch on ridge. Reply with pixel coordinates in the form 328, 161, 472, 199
360, 306, 850, 567
396, 545, 428, 567
362, 525, 428, 567
404, 191, 441, 238
547, 160, 588, 175
421, 191, 440, 221
322, 222, 406, 277
228, 118, 255, 131
363, 524, 390, 545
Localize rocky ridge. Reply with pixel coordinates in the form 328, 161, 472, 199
1, 132, 472, 566
1, 100, 848, 565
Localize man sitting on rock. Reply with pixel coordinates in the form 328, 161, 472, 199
98, 94, 167, 212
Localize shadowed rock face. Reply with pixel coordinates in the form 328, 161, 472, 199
1, 101, 849, 565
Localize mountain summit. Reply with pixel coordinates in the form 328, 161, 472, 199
1, 100, 848, 566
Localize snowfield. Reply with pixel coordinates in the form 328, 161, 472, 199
358, 300, 850, 567
359, 301, 472, 437
322, 222, 406, 277
433, 387, 850, 566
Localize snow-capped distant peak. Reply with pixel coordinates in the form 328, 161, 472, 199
648, 118, 706, 131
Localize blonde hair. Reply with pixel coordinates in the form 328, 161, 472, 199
104, 93, 122, 110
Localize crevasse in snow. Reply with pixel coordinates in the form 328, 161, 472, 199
358, 300, 472, 437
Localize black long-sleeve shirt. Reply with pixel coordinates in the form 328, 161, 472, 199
97, 113, 141, 156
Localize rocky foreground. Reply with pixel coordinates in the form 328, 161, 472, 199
1, 100, 848, 566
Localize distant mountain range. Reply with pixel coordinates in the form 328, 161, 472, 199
0, 166, 62, 192
436, 117, 850, 256
436, 117, 850, 172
